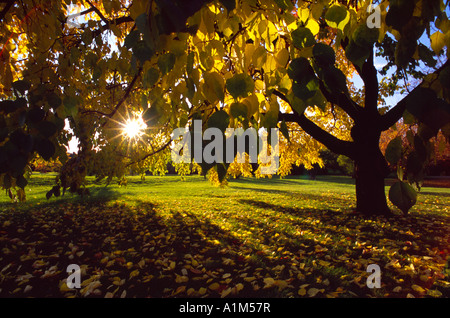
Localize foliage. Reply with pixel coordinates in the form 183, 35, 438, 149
30, 154, 63, 173
0, 0, 449, 215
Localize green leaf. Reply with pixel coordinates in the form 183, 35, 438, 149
288, 58, 319, 101
124, 30, 140, 49
52, 185, 61, 197
345, 40, 371, 70
226, 73, 255, 99
291, 27, 316, 50
306, 89, 327, 110
12, 80, 31, 95
320, 66, 348, 95
186, 51, 195, 74
352, 24, 379, 47
16, 174, 28, 189
199, 51, 215, 71
36, 121, 58, 138
385, 0, 414, 31
312, 43, 335, 65
229, 102, 248, 119
203, 72, 225, 103
418, 44, 437, 68
207, 110, 229, 132
46, 92, 62, 109
157, 53, 176, 75
406, 151, 424, 175
287, 58, 315, 82
26, 108, 45, 124
389, 181, 417, 214
46, 189, 53, 200
438, 63, 450, 89
406, 87, 450, 130
143, 68, 160, 88
133, 40, 154, 64
413, 135, 428, 163
143, 105, 161, 126
63, 96, 78, 118
35, 138, 55, 161
135, 13, 148, 35
324, 4, 349, 30
385, 136, 402, 165
273, 0, 293, 11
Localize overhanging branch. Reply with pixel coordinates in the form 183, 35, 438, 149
273, 90, 355, 158
380, 60, 450, 131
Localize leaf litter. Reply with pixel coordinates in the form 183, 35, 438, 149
0, 194, 449, 298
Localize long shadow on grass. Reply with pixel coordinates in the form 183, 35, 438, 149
2, 198, 448, 298
237, 199, 450, 296
0, 200, 297, 298
0, 186, 120, 213
239, 199, 450, 250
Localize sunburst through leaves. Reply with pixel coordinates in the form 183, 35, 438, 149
122, 116, 147, 141
107, 108, 149, 150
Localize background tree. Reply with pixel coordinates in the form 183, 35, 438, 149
0, 0, 449, 216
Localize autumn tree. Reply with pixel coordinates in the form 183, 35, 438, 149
1, 0, 449, 216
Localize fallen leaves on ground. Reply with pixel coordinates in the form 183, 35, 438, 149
0, 198, 449, 298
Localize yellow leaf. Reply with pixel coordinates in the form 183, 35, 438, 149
430, 31, 446, 54
427, 289, 442, 298
275, 48, 289, 67
297, 8, 309, 23
307, 287, 321, 297
306, 19, 320, 36
274, 280, 288, 290
263, 277, 275, 288
393, 286, 402, 293
235, 283, 244, 292
411, 284, 426, 293
209, 282, 220, 290
187, 288, 196, 296
130, 269, 140, 278
173, 286, 186, 296
221, 287, 233, 298
138, 259, 146, 268
59, 281, 72, 293
298, 288, 307, 296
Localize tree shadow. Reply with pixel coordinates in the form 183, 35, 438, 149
1, 197, 448, 299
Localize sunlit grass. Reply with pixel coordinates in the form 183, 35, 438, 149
1, 174, 449, 297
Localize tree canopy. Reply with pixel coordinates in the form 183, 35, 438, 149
1, 0, 449, 215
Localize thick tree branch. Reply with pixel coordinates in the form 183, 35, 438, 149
273, 90, 355, 158
318, 81, 362, 120
360, 50, 379, 112
380, 59, 450, 131
85, 0, 109, 24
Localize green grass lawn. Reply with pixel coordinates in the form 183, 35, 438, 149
0, 173, 449, 298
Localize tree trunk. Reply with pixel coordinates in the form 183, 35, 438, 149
351, 119, 392, 216
354, 156, 391, 216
